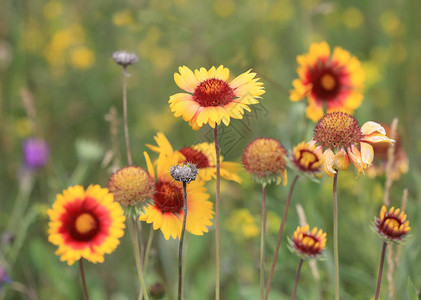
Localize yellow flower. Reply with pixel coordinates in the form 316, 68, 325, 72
70, 46, 94, 69
375, 205, 410, 243
146, 132, 242, 183
290, 41, 365, 122
47, 185, 126, 265
139, 151, 214, 240
313, 112, 394, 177
226, 209, 259, 239
290, 225, 326, 259
242, 138, 288, 185
169, 65, 265, 130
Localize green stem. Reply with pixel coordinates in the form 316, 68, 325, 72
333, 172, 339, 300
128, 218, 149, 300
139, 226, 155, 300
375, 242, 387, 300
264, 175, 300, 300
291, 259, 303, 300
122, 66, 133, 166
178, 182, 188, 300
214, 125, 221, 300
260, 184, 267, 300
79, 259, 90, 300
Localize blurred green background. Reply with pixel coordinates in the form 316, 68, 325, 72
1, 0, 420, 299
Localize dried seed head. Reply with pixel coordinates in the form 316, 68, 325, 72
112, 50, 138, 67
170, 163, 199, 183
314, 111, 362, 149
107, 166, 155, 207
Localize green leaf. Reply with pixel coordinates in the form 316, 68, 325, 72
407, 277, 419, 300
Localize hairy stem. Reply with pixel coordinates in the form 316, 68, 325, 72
178, 182, 188, 300
333, 172, 339, 300
291, 259, 304, 300
79, 259, 90, 300
375, 242, 387, 300
260, 184, 267, 300
264, 175, 299, 300
214, 125, 221, 300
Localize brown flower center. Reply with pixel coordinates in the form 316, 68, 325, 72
314, 111, 362, 149
154, 181, 184, 214
193, 78, 235, 107
179, 147, 210, 168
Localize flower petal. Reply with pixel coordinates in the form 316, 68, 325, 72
361, 121, 386, 135
360, 142, 374, 165
174, 66, 198, 93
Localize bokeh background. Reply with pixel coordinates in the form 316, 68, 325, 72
1, 0, 420, 299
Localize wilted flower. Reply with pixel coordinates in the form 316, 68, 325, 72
290, 41, 364, 122
48, 185, 126, 265
169, 65, 265, 130
375, 205, 410, 243
313, 111, 394, 176
368, 123, 409, 180
108, 166, 155, 207
289, 225, 326, 259
242, 138, 288, 185
23, 138, 49, 169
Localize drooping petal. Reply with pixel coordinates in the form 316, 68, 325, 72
360, 142, 374, 165
321, 149, 336, 177
333, 147, 350, 171
361, 121, 386, 135
362, 133, 395, 144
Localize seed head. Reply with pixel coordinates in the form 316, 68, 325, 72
112, 50, 138, 67
108, 166, 155, 207
170, 163, 199, 183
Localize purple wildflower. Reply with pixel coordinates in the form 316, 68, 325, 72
22, 138, 49, 169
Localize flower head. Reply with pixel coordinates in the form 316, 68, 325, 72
147, 132, 242, 183
290, 41, 364, 122
170, 163, 199, 183
289, 225, 326, 259
367, 123, 409, 180
242, 138, 288, 185
140, 151, 214, 240
112, 50, 138, 67
313, 111, 394, 177
375, 205, 410, 243
48, 185, 126, 265
23, 138, 49, 169
291, 141, 323, 176
169, 65, 265, 130
107, 166, 155, 207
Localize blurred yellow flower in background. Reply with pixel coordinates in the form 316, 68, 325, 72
214, 0, 236, 17
342, 7, 364, 29
70, 46, 95, 69
43, 1, 63, 20
112, 9, 134, 27
226, 209, 259, 239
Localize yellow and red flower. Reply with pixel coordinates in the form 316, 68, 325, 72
146, 132, 242, 183
48, 185, 126, 265
291, 141, 323, 176
169, 65, 265, 130
313, 111, 394, 177
289, 225, 326, 259
375, 205, 410, 243
242, 138, 288, 185
290, 41, 365, 122
367, 123, 409, 180
139, 151, 214, 240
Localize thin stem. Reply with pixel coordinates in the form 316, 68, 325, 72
128, 218, 150, 300
122, 66, 133, 166
264, 175, 299, 300
375, 242, 387, 300
260, 184, 267, 300
333, 172, 339, 300
139, 226, 155, 300
79, 259, 90, 300
291, 259, 304, 300
178, 182, 188, 300
214, 125, 221, 300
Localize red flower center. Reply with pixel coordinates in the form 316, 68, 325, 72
179, 147, 210, 168
154, 181, 184, 214
193, 78, 235, 107
295, 149, 320, 172
307, 62, 346, 101
296, 235, 321, 255
314, 111, 362, 149
380, 217, 403, 238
